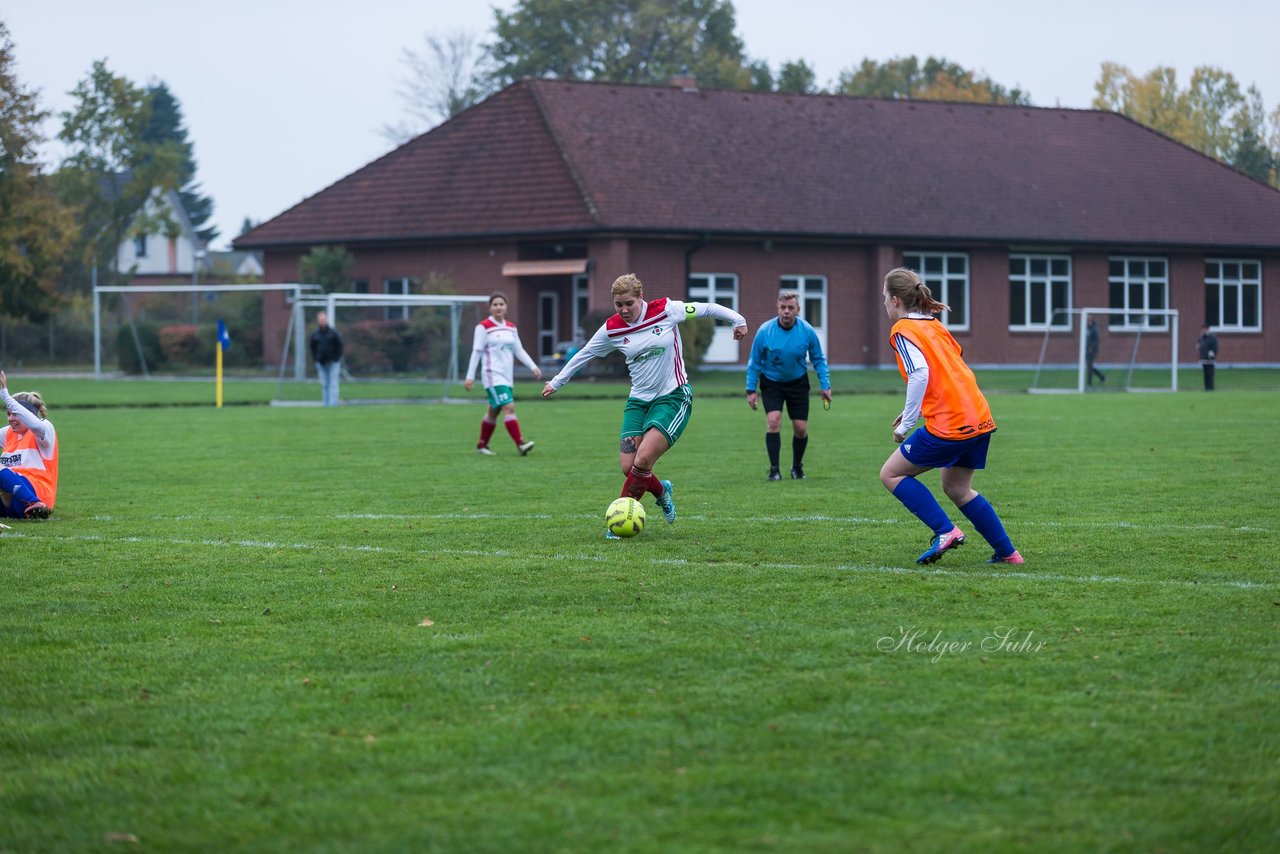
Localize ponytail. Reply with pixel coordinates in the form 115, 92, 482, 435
885, 267, 949, 315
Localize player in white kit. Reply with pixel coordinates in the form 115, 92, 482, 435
543, 274, 747, 537
465, 293, 542, 455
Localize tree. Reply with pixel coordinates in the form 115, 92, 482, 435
299, 246, 354, 292
487, 0, 750, 90
836, 56, 1030, 105
0, 22, 77, 321
382, 29, 496, 145
776, 60, 818, 95
1093, 63, 1279, 187
142, 82, 217, 242
55, 60, 185, 284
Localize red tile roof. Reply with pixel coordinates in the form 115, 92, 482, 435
236, 79, 1280, 251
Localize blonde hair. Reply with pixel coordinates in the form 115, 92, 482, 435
611, 274, 644, 299
777, 291, 799, 304
884, 267, 950, 315
13, 391, 47, 420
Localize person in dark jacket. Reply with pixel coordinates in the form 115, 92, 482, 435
1085, 318, 1105, 386
309, 311, 344, 406
1198, 325, 1218, 391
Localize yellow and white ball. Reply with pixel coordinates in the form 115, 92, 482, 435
605, 497, 646, 538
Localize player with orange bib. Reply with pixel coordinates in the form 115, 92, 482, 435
0, 371, 56, 520
879, 268, 1022, 565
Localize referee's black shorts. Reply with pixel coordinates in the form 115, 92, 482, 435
759, 375, 811, 421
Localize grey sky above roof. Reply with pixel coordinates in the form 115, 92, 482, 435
9, 0, 1278, 249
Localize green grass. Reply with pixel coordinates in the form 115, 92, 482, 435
2, 383, 1278, 852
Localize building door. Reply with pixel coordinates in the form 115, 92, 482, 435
687, 273, 740, 363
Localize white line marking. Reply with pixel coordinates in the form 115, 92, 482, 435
12, 532, 1275, 591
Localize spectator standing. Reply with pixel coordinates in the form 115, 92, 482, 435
309, 310, 344, 406
1198, 325, 1218, 391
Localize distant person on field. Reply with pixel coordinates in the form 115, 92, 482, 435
309, 310, 344, 406
1198, 325, 1218, 391
542, 273, 747, 538
1085, 317, 1105, 386
745, 291, 831, 480
464, 292, 541, 456
0, 371, 56, 520
880, 267, 1022, 565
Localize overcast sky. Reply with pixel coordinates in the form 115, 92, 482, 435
7, 0, 1277, 251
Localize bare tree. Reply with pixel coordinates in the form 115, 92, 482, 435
381, 29, 495, 146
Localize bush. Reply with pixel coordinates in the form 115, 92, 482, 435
158, 324, 209, 366
116, 322, 165, 374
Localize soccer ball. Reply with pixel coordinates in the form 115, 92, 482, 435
605, 497, 646, 538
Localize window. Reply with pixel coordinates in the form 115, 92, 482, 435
383, 277, 414, 320
1205, 259, 1261, 332
351, 279, 369, 295
1108, 257, 1169, 330
903, 252, 969, 330
134, 235, 148, 258
780, 275, 828, 351
1009, 254, 1072, 330
687, 273, 740, 363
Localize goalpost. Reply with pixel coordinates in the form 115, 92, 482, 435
92, 282, 323, 379
1030, 307, 1179, 394
283, 292, 492, 404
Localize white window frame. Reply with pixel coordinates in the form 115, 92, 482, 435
687, 272, 740, 363
903, 251, 969, 331
779, 275, 828, 352
383, 277, 414, 320
1204, 258, 1262, 332
1009, 253, 1072, 331
538, 291, 559, 358
1108, 256, 1169, 330
571, 273, 590, 343
133, 234, 148, 258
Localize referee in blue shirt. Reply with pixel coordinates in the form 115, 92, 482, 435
745, 291, 832, 480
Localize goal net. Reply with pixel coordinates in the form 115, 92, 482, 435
275, 293, 492, 405
1030, 307, 1180, 393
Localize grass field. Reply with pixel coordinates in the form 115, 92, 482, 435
2, 375, 1278, 851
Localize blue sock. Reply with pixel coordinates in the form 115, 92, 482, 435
960, 494, 1015, 557
892, 478, 953, 535
0, 468, 38, 507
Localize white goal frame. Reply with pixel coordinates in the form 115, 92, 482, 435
92, 282, 323, 379
292, 292, 492, 399
1030, 307, 1179, 394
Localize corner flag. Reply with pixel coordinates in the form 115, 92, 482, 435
215, 320, 230, 408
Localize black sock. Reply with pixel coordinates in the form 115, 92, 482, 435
792, 435, 808, 468
766, 432, 781, 468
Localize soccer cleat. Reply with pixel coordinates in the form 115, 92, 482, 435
916, 526, 966, 565
517, 440, 535, 456
767, 468, 782, 481
986, 550, 1025, 565
23, 501, 51, 520
476, 446, 496, 456
658, 479, 676, 524
605, 529, 622, 540
790, 466, 805, 480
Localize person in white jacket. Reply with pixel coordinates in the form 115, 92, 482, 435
543, 273, 747, 537
464, 293, 542, 455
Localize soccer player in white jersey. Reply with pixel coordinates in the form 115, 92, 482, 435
464, 293, 542, 455
543, 273, 747, 538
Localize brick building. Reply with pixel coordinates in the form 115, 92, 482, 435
235, 78, 1280, 369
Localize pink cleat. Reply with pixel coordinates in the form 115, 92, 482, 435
916, 526, 965, 564
987, 550, 1025, 565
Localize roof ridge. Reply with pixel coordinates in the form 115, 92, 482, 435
524, 80, 602, 226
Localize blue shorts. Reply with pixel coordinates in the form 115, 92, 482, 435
900, 428, 994, 470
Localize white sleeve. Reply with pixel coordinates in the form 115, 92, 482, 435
465, 324, 485, 381
547, 324, 613, 391
668, 300, 746, 329
893, 335, 928, 438
2, 388, 55, 457
511, 329, 539, 373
